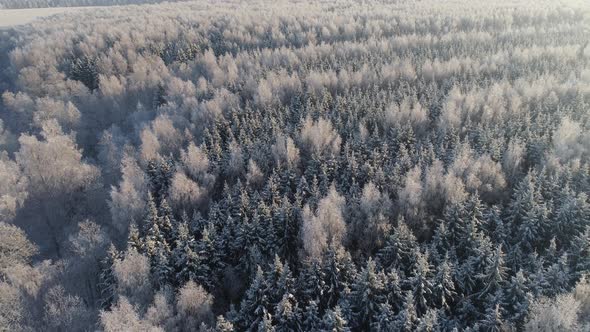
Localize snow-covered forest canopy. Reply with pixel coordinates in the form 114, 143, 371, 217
0, 0, 590, 330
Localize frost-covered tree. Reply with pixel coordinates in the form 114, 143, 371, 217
176, 281, 215, 331
15, 120, 102, 257
301, 185, 347, 259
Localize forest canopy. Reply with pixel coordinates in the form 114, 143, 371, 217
0, 0, 589, 331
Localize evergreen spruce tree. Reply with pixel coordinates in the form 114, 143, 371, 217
275, 196, 300, 267
177, 245, 209, 287
503, 270, 532, 328
215, 316, 235, 332
321, 247, 357, 309
153, 83, 167, 108
484, 206, 507, 247
430, 220, 452, 261
265, 255, 294, 308
383, 268, 403, 311
152, 245, 172, 287
377, 217, 418, 272
197, 222, 224, 288
274, 294, 301, 332
191, 211, 208, 235
416, 308, 442, 332
542, 253, 571, 296
552, 187, 590, 244
99, 244, 120, 310
571, 225, 590, 277
370, 302, 396, 331
257, 309, 275, 332
127, 222, 143, 253
296, 259, 326, 307
434, 255, 457, 311
478, 246, 508, 298
441, 202, 468, 252
158, 198, 176, 244
255, 201, 278, 258
302, 300, 322, 331
479, 304, 506, 332
70, 55, 99, 91
393, 291, 417, 332
348, 258, 386, 330
147, 158, 174, 203
239, 267, 270, 331
507, 172, 549, 253
320, 306, 350, 332
411, 251, 434, 316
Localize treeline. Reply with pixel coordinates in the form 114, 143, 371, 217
0, 0, 589, 331
0, 0, 191, 9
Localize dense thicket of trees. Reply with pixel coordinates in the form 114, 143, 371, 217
0, 0, 190, 9
0, 0, 590, 330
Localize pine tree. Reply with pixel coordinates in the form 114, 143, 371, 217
177, 245, 209, 287
518, 201, 550, 253
275, 196, 299, 267
458, 227, 494, 295
254, 201, 278, 258
191, 211, 207, 235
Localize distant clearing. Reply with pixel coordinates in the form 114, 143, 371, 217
0, 7, 90, 27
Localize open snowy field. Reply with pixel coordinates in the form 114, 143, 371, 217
0, 7, 90, 27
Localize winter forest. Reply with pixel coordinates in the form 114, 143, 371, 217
0, 0, 589, 330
